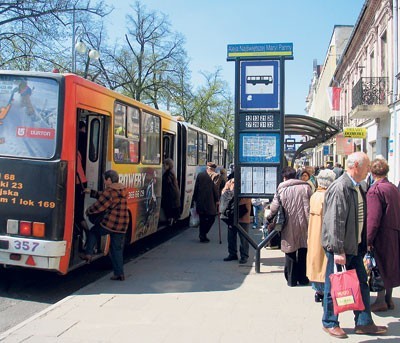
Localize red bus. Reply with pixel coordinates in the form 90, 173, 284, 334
0, 71, 227, 274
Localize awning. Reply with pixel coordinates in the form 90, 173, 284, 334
284, 114, 340, 165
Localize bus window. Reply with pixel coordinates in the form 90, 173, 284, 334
89, 118, 100, 162
141, 111, 160, 164
163, 134, 174, 160
0, 76, 58, 159
207, 144, 213, 163
126, 106, 139, 163
187, 128, 198, 166
218, 140, 224, 165
114, 103, 139, 163
212, 143, 218, 165
198, 133, 207, 165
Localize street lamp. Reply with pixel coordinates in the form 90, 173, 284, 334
88, 49, 100, 60
71, 7, 100, 74
75, 40, 87, 55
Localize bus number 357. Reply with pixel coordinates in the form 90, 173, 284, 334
14, 241, 40, 252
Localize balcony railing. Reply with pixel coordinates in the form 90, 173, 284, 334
352, 77, 389, 109
328, 116, 348, 131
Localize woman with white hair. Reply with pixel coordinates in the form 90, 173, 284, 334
306, 168, 336, 302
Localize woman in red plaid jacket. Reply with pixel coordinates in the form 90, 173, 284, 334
81, 170, 129, 281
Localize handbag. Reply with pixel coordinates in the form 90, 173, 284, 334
369, 266, 385, 292
329, 265, 365, 315
273, 193, 286, 232
365, 251, 385, 292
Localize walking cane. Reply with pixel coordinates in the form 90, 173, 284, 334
217, 204, 222, 244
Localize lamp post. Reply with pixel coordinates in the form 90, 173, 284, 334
71, 6, 100, 74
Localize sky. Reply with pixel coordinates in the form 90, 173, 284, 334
106, 0, 366, 114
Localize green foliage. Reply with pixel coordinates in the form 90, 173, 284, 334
0, 0, 234, 158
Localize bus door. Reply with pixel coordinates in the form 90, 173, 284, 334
84, 115, 106, 214
160, 131, 176, 224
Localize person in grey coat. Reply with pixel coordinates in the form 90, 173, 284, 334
321, 152, 387, 339
267, 166, 312, 287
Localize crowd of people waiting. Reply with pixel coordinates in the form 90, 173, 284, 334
190, 155, 399, 339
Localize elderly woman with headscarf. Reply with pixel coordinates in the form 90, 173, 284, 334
301, 168, 316, 193
306, 169, 336, 302
367, 158, 400, 312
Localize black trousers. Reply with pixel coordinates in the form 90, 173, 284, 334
199, 214, 216, 239
284, 248, 308, 286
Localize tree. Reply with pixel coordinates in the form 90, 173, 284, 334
107, 1, 187, 108
190, 69, 227, 127
167, 57, 193, 117
186, 69, 235, 155
0, 0, 109, 72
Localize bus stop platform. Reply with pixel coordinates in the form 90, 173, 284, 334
1, 221, 399, 342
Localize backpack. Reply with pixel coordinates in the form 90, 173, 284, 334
220, 190, 234, 225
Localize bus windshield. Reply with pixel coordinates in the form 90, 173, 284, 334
0, 75, 59, 159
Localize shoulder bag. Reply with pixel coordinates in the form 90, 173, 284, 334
273, 193, 286, 232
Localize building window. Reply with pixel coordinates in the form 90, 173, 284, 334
380, 31, 387, 77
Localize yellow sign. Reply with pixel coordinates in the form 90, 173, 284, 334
343, 127, 367, 139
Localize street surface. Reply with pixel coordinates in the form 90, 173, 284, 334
0, 225, 186, 334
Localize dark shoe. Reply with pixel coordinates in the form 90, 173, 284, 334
298, 277, 310, 286
386, 299, 395, 310
315, 292, 324, 303
199, 237, 210, 243
371, 302, 388, 312
354, 324, 387, 335
323, 326, 348, 339
238, 258, 248, 264
79, 253, 92, 264
110, 274, 125, 281
223, 255, 238, 261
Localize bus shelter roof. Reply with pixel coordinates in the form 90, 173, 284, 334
284, 114, 340, 165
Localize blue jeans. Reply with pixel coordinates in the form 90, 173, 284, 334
86, 224, 125, 277
227, 222, 250, 260
322, 251, 373, 328
253, 204, 263, 228
312, 282, 325, 293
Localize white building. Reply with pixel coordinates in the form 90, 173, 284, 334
306, 0, 399, 184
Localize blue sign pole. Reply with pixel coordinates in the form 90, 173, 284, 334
227, 43, 293, 273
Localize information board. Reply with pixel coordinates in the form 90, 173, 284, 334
239, 132, 280, 163
240, 166, 278, 194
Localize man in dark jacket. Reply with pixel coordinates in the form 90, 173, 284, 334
81, 170, 129, 281
193, 162, 219, 242
321, 152, 387, 338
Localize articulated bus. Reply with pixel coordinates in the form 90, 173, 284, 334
0, 71, 227, 274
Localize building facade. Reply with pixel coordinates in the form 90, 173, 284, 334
306, 0, 399, 183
